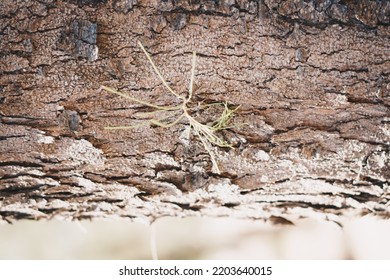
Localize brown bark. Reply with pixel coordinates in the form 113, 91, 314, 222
0, 0, 389, 225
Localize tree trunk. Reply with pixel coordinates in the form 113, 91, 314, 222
1, 0, 389, 225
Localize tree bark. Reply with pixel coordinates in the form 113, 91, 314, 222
0, 0, 389, 225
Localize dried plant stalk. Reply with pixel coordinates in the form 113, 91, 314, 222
101, 41, 239, 174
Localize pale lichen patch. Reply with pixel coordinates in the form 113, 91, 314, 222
254, 150, 271, 162
37, 135, 55, 144
60, 138, 105, 166
141, 152, 180, 169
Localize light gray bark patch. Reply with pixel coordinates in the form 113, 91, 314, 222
112, 0, 137, 13
58, 19, 98, 61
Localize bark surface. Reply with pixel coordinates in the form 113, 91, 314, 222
1, 0, 389, 225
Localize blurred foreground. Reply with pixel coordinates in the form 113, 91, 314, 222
0, 217, 389, 259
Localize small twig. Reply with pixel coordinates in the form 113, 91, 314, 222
187, 51, 196, 102
138, 41, 184, 101
100, 85, 180, 111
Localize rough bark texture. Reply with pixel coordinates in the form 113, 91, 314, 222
1, 0, 389, 225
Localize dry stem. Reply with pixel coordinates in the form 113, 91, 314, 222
101, 42, 239, 174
